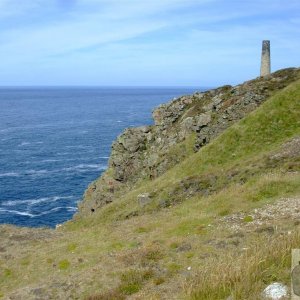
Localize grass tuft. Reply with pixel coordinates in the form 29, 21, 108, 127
243, 215, 254, 223
58, 259, 70, 270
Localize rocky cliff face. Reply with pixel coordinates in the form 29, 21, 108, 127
78, 68, 300, 216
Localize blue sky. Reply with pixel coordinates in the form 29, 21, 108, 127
0, 0, 299, 86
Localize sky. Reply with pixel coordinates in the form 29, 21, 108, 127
0, 0, 299, 86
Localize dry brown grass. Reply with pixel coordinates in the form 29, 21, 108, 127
85, 290, 125, 300
117, 245, 165, 267
186, 230, 300, 300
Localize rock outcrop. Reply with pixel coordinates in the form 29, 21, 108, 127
78, 68, 300, 216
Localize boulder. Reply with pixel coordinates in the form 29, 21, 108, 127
262, 282, 288, 299
118, 128, 146, 153
196, 112, 212, 128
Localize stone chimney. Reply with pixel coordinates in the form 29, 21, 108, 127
260, 40, 271, 76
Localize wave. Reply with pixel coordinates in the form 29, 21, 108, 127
37, 206, 78, 216
65, 145, 93, 149
57, 150, 94, 156
62, 164, 107, 172
0, 206, 77, 218
25, 169, 49, 175
0, 208, 35, 217
0, 128, 14, 133
1, 196, 75, 207
57, 152, 71, 156
39, 159, 61, 163
67, 207, 78, 212
39, 157, 94, 163
0, 164, 106, 179
0, 172, 20, 177
0, 125, 41, 133
22, 169, 51, 178
16, 141, 42, 148
0, 169, 50, 178
18, 141, 31, 147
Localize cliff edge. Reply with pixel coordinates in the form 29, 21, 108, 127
78, 67, 300, 216
1, 68, 300, 300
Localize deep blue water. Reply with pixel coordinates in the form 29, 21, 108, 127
0, 87, 199, 228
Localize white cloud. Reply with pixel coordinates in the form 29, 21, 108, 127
0, 0, 299, 85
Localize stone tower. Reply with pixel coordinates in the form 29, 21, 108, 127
260, 40, 271, 76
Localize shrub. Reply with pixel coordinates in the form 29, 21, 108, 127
58, 259, 70, 270
243, 215, 254, 222
3, 269, 12, 277
119, 268, 154, 295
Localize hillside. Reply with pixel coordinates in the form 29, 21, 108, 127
0, 68, 300, 300
78, 67, 300, 217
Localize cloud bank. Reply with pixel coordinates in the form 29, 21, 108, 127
0, 0, 299, 86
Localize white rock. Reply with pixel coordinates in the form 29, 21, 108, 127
263, 282, 288, 299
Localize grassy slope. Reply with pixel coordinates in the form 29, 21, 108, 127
71, 77, 300, 228
1, 80, 300, 299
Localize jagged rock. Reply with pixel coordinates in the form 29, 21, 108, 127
116, 127, 147, 153
140, 125, 151, 133
212, 95, 223, 108
147, 153, 159, 167
180, 117, 194, 133
196, 112, 211, 128
152, 96, 192, 127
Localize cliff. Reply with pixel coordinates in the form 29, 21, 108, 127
1, 67, 300, 300
78, 67, 300, 216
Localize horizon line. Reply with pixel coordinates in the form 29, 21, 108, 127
0, 85, 211, 89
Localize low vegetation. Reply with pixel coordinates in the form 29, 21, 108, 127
187, 230, 300, 300
0, 78, 299, 299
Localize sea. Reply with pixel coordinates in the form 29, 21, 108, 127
0, 87, 200, 228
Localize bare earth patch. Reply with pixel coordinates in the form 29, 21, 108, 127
221, 196, 300, 231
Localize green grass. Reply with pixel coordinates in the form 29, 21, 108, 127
187, 230, 300, 300
119, 269, 153, 295
70, 79, 300, 230
3, 269, 12, 278
1, 77, 300, 300
243, 215, 253, 223
176, 79, 300, 177
67, 243, 77, 252
58, 259, 70, 270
